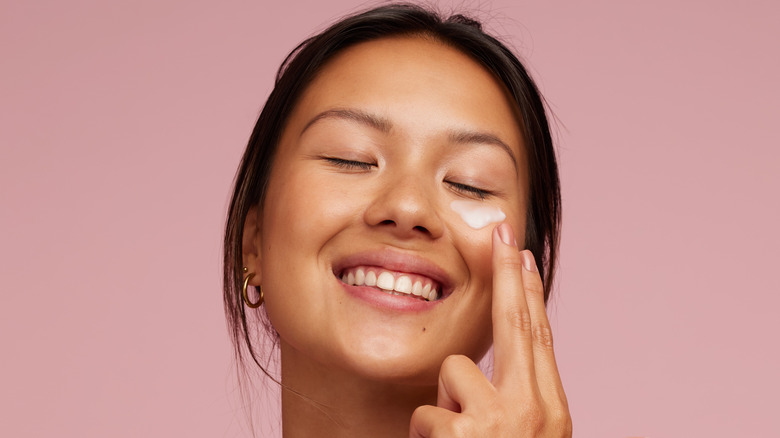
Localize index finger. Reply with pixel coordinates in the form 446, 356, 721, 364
490, 223, 536, 391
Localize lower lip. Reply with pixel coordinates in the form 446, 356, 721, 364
340, 281, 440, 312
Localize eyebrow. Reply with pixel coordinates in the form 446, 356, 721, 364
447, 130, 518, 170
301, 107, 517, 168
301, 108, 392, 135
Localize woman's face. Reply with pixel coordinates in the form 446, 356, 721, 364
250, 36, 527, 385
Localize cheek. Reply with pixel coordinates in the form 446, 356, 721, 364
263, 166, 360, 245
446, 203, 526, 268
456, 228, 494, 282
445, 205, 527, 315
446, 212, 525, 360
259, 163, 366, 313
449, 201, 506, 230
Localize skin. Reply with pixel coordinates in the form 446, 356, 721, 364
242, 36, 571, 437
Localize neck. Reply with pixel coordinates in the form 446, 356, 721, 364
279, 341, 437, 438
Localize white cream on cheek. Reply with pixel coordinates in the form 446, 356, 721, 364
450, 200, 506, 229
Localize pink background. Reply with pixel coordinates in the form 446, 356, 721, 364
2, 0, 778, 436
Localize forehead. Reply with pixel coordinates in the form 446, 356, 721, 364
285, 36, 525, 160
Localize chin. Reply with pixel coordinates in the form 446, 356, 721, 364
341, 353, 442, 387
335, 335, 491, 387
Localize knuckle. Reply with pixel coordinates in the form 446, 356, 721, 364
563, 417, 574, 436
519, 403, 545, 432
550, 407, 573, 436
440, 354, 470, 373
505, 307, 532, 332
498, 255, 525, 272
484, 408, 507, 431
532, 323, 554, 349
442, 354, 469, 367
523, 276, 544, 297
448, 415, 473, 437
559, 390, 570, 410
410, 405, 426, 421
410, 405, 433, 427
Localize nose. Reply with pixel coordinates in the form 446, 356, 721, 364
363, 173, 444, 240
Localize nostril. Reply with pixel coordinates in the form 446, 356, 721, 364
377, 220, 429, 235
365, 196, 444, 239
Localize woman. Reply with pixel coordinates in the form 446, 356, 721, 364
223, 4, 569, 437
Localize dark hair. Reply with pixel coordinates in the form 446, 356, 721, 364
223, 3, 561, 377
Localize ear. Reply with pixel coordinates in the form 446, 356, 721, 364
241, 205, 262, 286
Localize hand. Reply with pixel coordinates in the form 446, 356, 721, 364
409, 223, 572, 437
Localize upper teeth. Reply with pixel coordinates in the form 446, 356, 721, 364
341, 267, 440, 301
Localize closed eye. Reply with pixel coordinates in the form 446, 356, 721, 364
446, 181, 492, 200
323, 157, 375, 171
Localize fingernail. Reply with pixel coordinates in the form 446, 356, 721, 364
497, 223, 515, 247
521, 250, 538, 272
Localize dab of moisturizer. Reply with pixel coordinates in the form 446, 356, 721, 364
450, 200, 506, 230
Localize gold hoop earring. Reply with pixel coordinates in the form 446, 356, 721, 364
242, 267, 263, 308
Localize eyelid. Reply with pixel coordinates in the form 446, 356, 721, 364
322, 156, 376, 171
446, 180, 492, 200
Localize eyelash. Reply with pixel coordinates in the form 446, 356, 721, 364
323, 157, 491, 199
324, 157, 375, 170
447, 181, 491, 200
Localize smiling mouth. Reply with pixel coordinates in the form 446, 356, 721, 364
339, 266, 441, 301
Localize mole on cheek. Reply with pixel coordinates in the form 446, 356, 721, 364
450, 200, 506, 229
